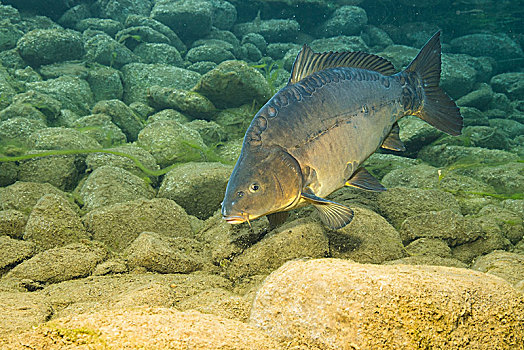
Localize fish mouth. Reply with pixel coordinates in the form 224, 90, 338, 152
223, 215, 247, 224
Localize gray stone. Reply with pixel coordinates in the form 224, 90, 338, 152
124, 232, 208, 273
194, 60, 271, 109
28, 127, 101, 150
490, 72, 524, 101
5, 242, 107, 284
57, 4, 92, 28
362, 25, 393, 50
147, 86, 217, 120
187, 61, 217, 74
0, 182, 69, 215
79, 166, 156, 212
0, 210, 27, 239
316, 5, 367, 37
124, 14, 187, 54
38, 61, 89, 80
136, 120, 207, 168
266, 43, 301, 60
456, 83, 494, 110
82, 198, 193, 252
158, 162, 233, 220
0, 235, 36, 273
328, 206, 405, 263
121, 63, 201, 104
379, 45, 418, 71
91, 0, 152, 23
450, 33, 523, 63
72, 113, 127, 147
133, 43, 183, 65
24, 194, 88, 251
233, 19, 300, 43
418, 145, 519, 167
75, 18, 123, 37
240, 43, 262, 62
84, 32, 137, 69
186, 45, 236, 64
86, 65, 123, 102
17, 29, 84, 67
209, 0, 237, 30
440, 53, 478, 99
92, 99, 144, 142
151, 0, 213, 42
241, 33, 267, 54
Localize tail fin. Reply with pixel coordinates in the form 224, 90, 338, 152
405, 31, 463, 136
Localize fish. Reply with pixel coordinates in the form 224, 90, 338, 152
221, 31, 463, 230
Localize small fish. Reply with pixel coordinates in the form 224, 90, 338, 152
221, 31, 463, 230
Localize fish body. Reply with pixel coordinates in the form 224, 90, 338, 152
221, 31, 463, 229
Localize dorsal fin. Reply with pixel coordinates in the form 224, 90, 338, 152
288, 44, 396, 85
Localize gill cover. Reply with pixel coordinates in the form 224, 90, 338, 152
221, 146, 302, 223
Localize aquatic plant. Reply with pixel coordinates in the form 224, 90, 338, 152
251, 59, 283, 95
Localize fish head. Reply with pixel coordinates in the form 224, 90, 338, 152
221, 146, 302, 225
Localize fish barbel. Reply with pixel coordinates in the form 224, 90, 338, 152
221, 31, 463, 229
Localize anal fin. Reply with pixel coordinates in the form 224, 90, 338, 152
345, 167, 386, 192
267, 211, 289, 229
381, 123, 406, 151
301, 192, 354, 229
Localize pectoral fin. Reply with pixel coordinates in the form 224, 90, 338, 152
301, 192, 354, 229
381, 122, 406, 151
345, 167, 386, 192
267, 211, 289, 229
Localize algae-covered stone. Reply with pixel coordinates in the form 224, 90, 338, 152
0, 103, 48, 124
0, 117, 46, 147
472, 250, 524, 286
91, 0, 152, 23
23, 194, 88, 251
450, 33, 523, 63
316, 5, 367, 37
215, 104, 254, 139
0, 162, 17, 187
28, 127, 101, 150
227, 219, 329, 280
456, 83, 494, 110
376, 187, 461, 228
250, 259, 524, 349
216, 138, 243, 164
91, 99, 144, 142
0, 291, 52, 335
188, 119, 227, 146
328, 206, 405, 263
84, 32, 137, 68
26, 76, 94, 115
0, 210, 27, 239
310, 35, 369, 55
418, 145, 519, 167
440, 53, 478, 99
405, 238, 451, 258
79, 166, 156, 211
0, 235, 36, 273
362, 153, 420, 180
147, 85, 217, 120
451, 223, 511, 264
397, 115, 443, 156
133, 42, 183, 65
470, 162, 524, 195
158, 162, 233, 219
17, 151, 83, 191
0, 182, 69, 215
121, 63, 201, 104
194, 60, 271, 109
124, 14, 187, 54
489, 118, 524, 139
400, 209, 483, 246
86, 65, 123, 102
5, 242, 107, 284
17, 29, 84, 66
115, 26, 171, 50
137, 120, 207, 168
476, 205, 524, 245
234, 19, 300, 43
186, 45, 236, 64
385, 255, 467, 268
490, 72, 524, 100
11, 90, 62, 122
146, 108, 189, 124
83, 198, 192, 252
75, 18, 124, 37
124, 232, 208, 274
71, 113, 127, 147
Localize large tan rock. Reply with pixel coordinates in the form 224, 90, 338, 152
250, 258, 524, 349
6, 308, 282, 350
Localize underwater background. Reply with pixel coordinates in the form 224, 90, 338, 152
0, 0, 523, 348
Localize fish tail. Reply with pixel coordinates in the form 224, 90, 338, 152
404, 31, 463, 136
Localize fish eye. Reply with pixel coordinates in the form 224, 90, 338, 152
249, 183, 260, 192
237, 191, 244, 197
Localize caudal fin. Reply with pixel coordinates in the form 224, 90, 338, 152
405, 31, 463, 136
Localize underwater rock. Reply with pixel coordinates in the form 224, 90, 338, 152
84, 32, 137, 69
472, 250, 524, 287
0, 20, 23, 51
91, 99, 143, 142
72, 113, 127, 147
0, 117, 46, 146
124, 14, 187, 54
0, 291, 51, 335
456, 83, 494, 111
0, 210, 26, 239
188, 61, 217, 74
91, 0, 152, 23
458, 126, 511, 150
11, 90, 62, 123
460, 106, 489, 127
386, 255, 468, 269
194, 60, 271, 109
214, 104, 254, 139
240, 42, 262, 62
78, 165, 156, 212
146, 108, 190, 124
0, 65, 17, 110
418, 145, 519, 168
379, 44, 418, 71
209, 0, 237, 30
28, 127, 101, 150
310, 35, 369, 54
124, 232, 208, 274
0, 235, 36, 273
327, 206, 405, 263
17, 151, 83, 191
450, 33, 523, 63
92, 258, 128, 276
129, 101, 155, 120
57, 4, 91, 29
115, 26, 171, 50
0, 103, 47, 125
38, 61, 89, 80
83, 198, 192, 252
188, 119, 227, 146
137, 120, 207, 167
440, 53, 478, 99
266, 43, 301, 60
9, 308, 281, 349
5, 242, 107, 284
315, 5, 367, 37
23, 194, 88, 251
250, 259, 524, 349
469, 162, 524, 195
397, 115, 443, 156
361, 153, 420, 180
85, 144, 159, 182
216, 138, 243, 164
75, 18, 123, 37
0, 163, 17, 187
362, 25, 394, 50
376, 187, 460, 229
227, 219, 329, 281
133, 42, 183, 66
400, 209, 483, 246
234, 19, 300, 43
26, 76, 94, 115
490, 72, 524, 101
121, 63, 201, 104
404, 237, 452, 258
86, 65, 123, 102
476, 205, 524, 245
186, 44, 236, 64
151, 0, 213, 42
381, 163, 439, 189
0, 182, 69, 215
158, 162, 233, 220
451, 222, 511, 264
241, 33, 267, 54
16, 29, 84, 67
147, 86, 217, 120
489, 118, 524, 139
